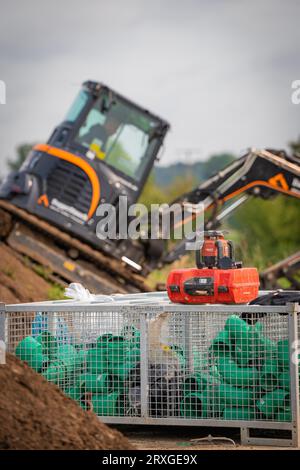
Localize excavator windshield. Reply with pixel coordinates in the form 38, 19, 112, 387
71, 90, 162, 182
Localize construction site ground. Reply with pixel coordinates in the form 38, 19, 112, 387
0, 243, 53, 303
120, 426, 290, 450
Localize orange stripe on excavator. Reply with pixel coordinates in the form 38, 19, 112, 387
34, 144, 101, 220
222, 179, 300, 202
174, 178, 300, 230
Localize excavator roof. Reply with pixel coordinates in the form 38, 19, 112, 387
82, 80, 170, 130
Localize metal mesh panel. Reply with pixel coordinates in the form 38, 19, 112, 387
7, 309, 141, 417
4, 305, 295, 424
146, 311, 290, 422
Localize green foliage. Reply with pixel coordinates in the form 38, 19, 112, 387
230, 138, 300, 270
154, 153, 235, 187
201, 153, 235, 180
230, 196, 300, 269
139, 171, 198, 210
7, 143, 35, 171
147, 253, 195, 289
1, 266, 15, 279
48, 284, 66, 300
289, 136, 300, 157
138, 172, 168, 208
165, 172, 198, 202
139, 171, 198, 205
32, 264, 51, 280
144, 147, 300, 283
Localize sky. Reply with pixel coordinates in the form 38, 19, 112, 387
0, 0, 299, 174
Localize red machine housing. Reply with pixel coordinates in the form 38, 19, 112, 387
167, 267, 259, 304
167, 231, 259, 304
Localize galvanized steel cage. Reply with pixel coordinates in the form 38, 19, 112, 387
1, 292, 300, 447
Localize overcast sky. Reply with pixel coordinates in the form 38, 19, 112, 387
0, 0, 299, 173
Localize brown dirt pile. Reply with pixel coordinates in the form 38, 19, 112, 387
0, 354, 134, 450
0, 243, 51, 303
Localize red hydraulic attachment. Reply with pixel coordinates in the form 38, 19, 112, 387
167, 231, 259, 304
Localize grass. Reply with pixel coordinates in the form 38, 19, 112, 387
277, 274, 300, 289
147, 253, 194, 289
32, 264, 52, 280
2, 266, 15, 279
30, 262, 66, 300
48, 284, 66, 300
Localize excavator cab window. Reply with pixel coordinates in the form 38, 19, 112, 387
72, 91, 161, 182
64, 90, 90, 123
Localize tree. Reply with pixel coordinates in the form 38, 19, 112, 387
138, 172, 167, 208
7, 143, 35, 172
230, 138, 300, 270
231, 196, 300, 270
290, 136, 300, 157
201, 153, 235, 180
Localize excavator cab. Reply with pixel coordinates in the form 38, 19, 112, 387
51, 82, 168, 184
0, 81, 169, 269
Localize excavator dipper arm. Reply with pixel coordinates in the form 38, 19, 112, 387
162, 149, 300, 265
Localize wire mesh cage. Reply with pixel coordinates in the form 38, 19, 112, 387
5, 307, 141, 417
1, 295, 299, 447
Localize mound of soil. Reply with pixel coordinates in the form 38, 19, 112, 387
0, 354, 134, 450
0, 243, 51, 303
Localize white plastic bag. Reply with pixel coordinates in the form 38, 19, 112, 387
64, 282, 96, 301
64, 282, 115, 303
